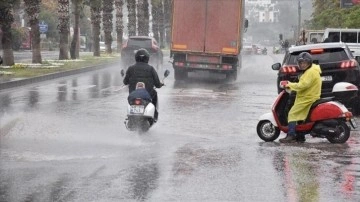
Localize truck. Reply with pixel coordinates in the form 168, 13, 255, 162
170, 0, 248, 81
297, 29, 324, 45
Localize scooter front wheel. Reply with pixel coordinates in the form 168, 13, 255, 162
257, 120, 280, 142
326, 120, 350, 144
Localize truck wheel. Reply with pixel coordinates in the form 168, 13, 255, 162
174, 69, 187, 80
226, 71, 237, 81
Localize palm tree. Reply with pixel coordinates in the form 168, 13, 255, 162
0, 1, 16, 66
24, 0, 42, 63
58, 0, 70, 60
127, 0, 136, 36
70, 0, 83, 59
115, 0, 124, 53
137, 0, 149, 36
90, 0, 102, 56
163, 0, 171, 48
103, 0, 114, 54
151, 0, 162, 43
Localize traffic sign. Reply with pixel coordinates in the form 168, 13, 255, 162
39, 21, 48, 33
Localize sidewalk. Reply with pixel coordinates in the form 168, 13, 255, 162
0, 61, 118, 91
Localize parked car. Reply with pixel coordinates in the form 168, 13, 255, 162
272, 42, 360, 115
243, 42, 253, 55
121, 36, 163, 70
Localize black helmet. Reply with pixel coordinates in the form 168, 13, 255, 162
135, 48, 150, 63
297, 52, 313, 64
297, 52, 312, 70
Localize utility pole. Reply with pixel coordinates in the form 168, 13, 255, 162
297, 0, 301, 39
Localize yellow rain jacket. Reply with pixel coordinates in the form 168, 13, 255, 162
287, 64, 322, 122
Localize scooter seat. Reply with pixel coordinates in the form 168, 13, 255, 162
310, 97, 333, 110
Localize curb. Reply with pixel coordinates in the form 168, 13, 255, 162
0, 61, 118, 91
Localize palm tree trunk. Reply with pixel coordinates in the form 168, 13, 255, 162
58, 0, 70, 60
151, 0, 161, 43
163, 0, 171, 48
115, 0, 124, 53
90, 0, 102, 56
158, 0, 165, 48
137, 0, 145, 35
103, 0, 114, 54
24, 0, 42, 63
0, 5, 15, 66
70, 0, 82, 59
127, 0, 136, 36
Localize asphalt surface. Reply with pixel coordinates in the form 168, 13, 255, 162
0, 52, 359, 201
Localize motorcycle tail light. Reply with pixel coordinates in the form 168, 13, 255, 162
280, 65, 298, 73
135, 99, 142, 105
344, 111, 353, 120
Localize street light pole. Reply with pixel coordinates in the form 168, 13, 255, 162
297, 0, 301, 39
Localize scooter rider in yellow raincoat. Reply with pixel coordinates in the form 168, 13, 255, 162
279, 52, 322, 143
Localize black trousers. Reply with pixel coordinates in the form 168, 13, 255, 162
150, 90, 158, 119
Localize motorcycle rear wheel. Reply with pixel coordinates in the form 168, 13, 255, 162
257, 120, 280, 142
326, 120, 350, 144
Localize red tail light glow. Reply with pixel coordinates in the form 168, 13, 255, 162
346, 84, 358, 90
122, 40, 128, 49
344, 111, 353, 120
175, 62, 185, 67
222, 64, 232, 70
135, 99, 141, 105
280, 65, 298, 73
340, 59, 357, 69
310, 49, 324, 54
152, 44, 159, 51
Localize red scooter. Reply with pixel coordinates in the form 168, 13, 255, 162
257, 82, 358, 143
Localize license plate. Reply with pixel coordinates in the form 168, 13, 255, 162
321, 75, 332, 81
350, 118, 357, 128
130, 105, 144, 114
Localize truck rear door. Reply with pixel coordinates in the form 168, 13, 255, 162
205, 0, 241, 54
171, 0, 206, 52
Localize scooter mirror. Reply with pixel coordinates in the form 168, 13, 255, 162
120, 69, 125, 77
164, 70, 170, 77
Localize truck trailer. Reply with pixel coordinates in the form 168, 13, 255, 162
170, 0, 248, 80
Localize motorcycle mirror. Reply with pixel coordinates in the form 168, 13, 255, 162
120, 69, 125, 77
164, 70, 170, 77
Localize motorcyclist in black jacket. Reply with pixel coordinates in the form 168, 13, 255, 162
123, 48, 163, 121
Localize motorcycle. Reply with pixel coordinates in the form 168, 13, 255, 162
120, 69, 170, 132
262, 48, 267, 55
257, 82, 358, 143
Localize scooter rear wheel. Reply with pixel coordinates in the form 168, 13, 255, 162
326, 120, 350, 144
257, 120, 280, 142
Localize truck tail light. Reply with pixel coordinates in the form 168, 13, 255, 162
340, 59, 357, 69
222, 64, 232, 70
280, 65, 298, 73
175, 62, 185, 67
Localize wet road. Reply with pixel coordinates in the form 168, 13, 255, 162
0, 53, 359, 202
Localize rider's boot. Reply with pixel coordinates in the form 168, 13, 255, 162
279, 122, 297, 143
295, 135, 306, 143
